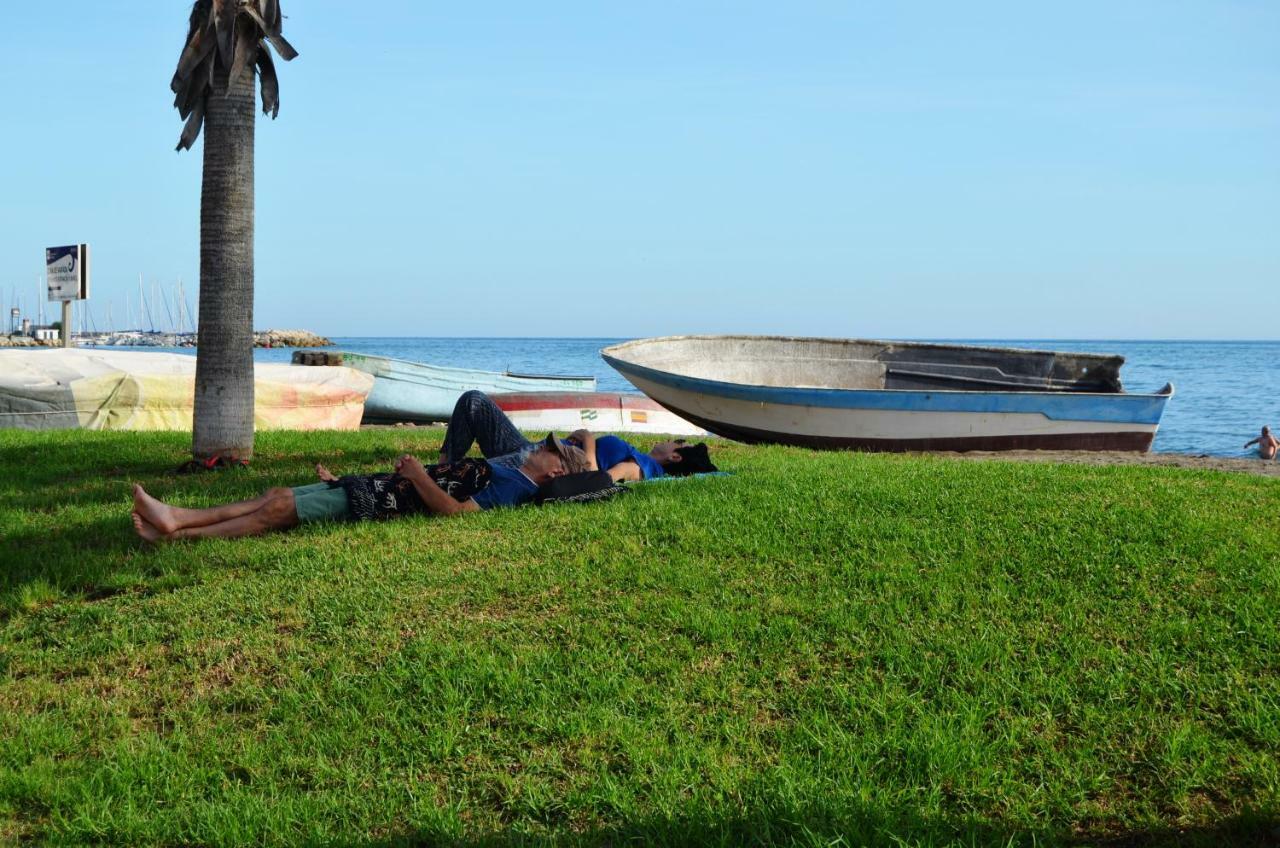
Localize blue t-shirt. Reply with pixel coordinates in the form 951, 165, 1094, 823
489, 444, 535, 470
591, 435, 665, 480
471, 463, 538, 510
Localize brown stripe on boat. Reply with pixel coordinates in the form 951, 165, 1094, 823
491, 392, 666, 412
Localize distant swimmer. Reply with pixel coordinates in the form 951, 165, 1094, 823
1244, 425, 1279, 460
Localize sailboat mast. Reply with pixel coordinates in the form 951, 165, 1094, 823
162, 281, 176, 331
179, 278, 195, 336
139, 273, 153, 332
177, 280, 186, 334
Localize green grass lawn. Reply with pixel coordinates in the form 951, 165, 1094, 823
1, 430, 1277, 847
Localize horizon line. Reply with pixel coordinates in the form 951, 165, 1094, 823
306, 335, 1280, 343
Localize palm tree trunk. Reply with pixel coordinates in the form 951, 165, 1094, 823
193, 67, 256, 460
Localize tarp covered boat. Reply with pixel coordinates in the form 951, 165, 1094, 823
334, 352, 596, 423
0, 349, 373, 431
601, 335, 1174, 452
491, 391, 708, 436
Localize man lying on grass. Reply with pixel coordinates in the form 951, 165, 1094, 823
442, 390, 716, 482
130, 434, 588, 542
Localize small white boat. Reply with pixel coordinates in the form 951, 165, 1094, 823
326, 352, 597, 424
0, 348, 372, 431
601, 335, 1174, 452
490, 391, 708, 436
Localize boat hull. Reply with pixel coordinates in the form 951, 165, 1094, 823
491, 392, 708, 436
648, 404, 1156, 452
338, 352, 597, 423
602, 337, 1173, 453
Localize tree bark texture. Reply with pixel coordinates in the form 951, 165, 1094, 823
193, 69, 256, 460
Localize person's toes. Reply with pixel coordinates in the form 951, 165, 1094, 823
132, 488, 176, 534
132, 512, 165, 544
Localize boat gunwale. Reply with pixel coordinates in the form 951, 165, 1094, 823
504, 371, 596, 382
337, 351, 593, 383
600, 333, 1127, 364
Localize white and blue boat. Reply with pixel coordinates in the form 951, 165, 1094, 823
601, 335, 1173, 452
331, 352, 596, 424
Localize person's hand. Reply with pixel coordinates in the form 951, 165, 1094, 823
395, 454, 427, 480
566, 428, 591, 446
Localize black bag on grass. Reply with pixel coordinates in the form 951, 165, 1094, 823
534, 470, 627, 505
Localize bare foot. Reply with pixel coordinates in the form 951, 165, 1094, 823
132, 512, 168, 544
315, 463, 337, 482
133, 484, 179, 535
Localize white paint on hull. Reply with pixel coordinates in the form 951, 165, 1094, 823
499, 405, 707, 436
624, 374, 1157, 441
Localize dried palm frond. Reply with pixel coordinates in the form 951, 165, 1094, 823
172, 0, 298, 151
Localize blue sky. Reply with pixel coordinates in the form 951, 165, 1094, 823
1, 1, 1277, 339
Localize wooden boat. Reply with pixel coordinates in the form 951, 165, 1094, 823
331, 351, 596, 423
491, 391, 708, 436
601, 335, 1174, 452
0, 349, 372, 431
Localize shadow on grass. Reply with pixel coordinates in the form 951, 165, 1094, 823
0, 439, 407, 614
357, 804, 1279, 847
368, 801, 1038, 847
0, 442, 176, 497
1077, 810, 1280, 848
0, 513, 160, 609
0, 440, 400, 496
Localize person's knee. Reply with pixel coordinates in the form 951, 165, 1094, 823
264, 491, 299, 525
460, 390, 488, 411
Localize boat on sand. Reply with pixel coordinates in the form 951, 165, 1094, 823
491, 391, 707, 437
0, 348, 372, 431
323, 352, 597, 424
601, 335, 1173, 452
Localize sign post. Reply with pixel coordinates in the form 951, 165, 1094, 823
45, 244, 90, 348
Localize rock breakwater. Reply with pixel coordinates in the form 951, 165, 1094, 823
1, 329, 331, 349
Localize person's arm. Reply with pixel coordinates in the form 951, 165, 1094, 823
566, 429, 599, 471
605, 460, 643, 482
1245, 437, 1260, 448
575, 431, 598, 471
395, 455, 481, 516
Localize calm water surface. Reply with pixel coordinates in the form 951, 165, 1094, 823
115, 338, 1280, 457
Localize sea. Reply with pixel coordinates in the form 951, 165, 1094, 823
103, 338, 1279, 458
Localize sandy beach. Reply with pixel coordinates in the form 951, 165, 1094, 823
924, 449, 1280, 478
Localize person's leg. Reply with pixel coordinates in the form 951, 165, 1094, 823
141, 488, 301, 541
133, 484, 282, 535
440, 390, 533, 462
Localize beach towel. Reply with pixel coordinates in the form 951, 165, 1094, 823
634, 471, 732, 484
